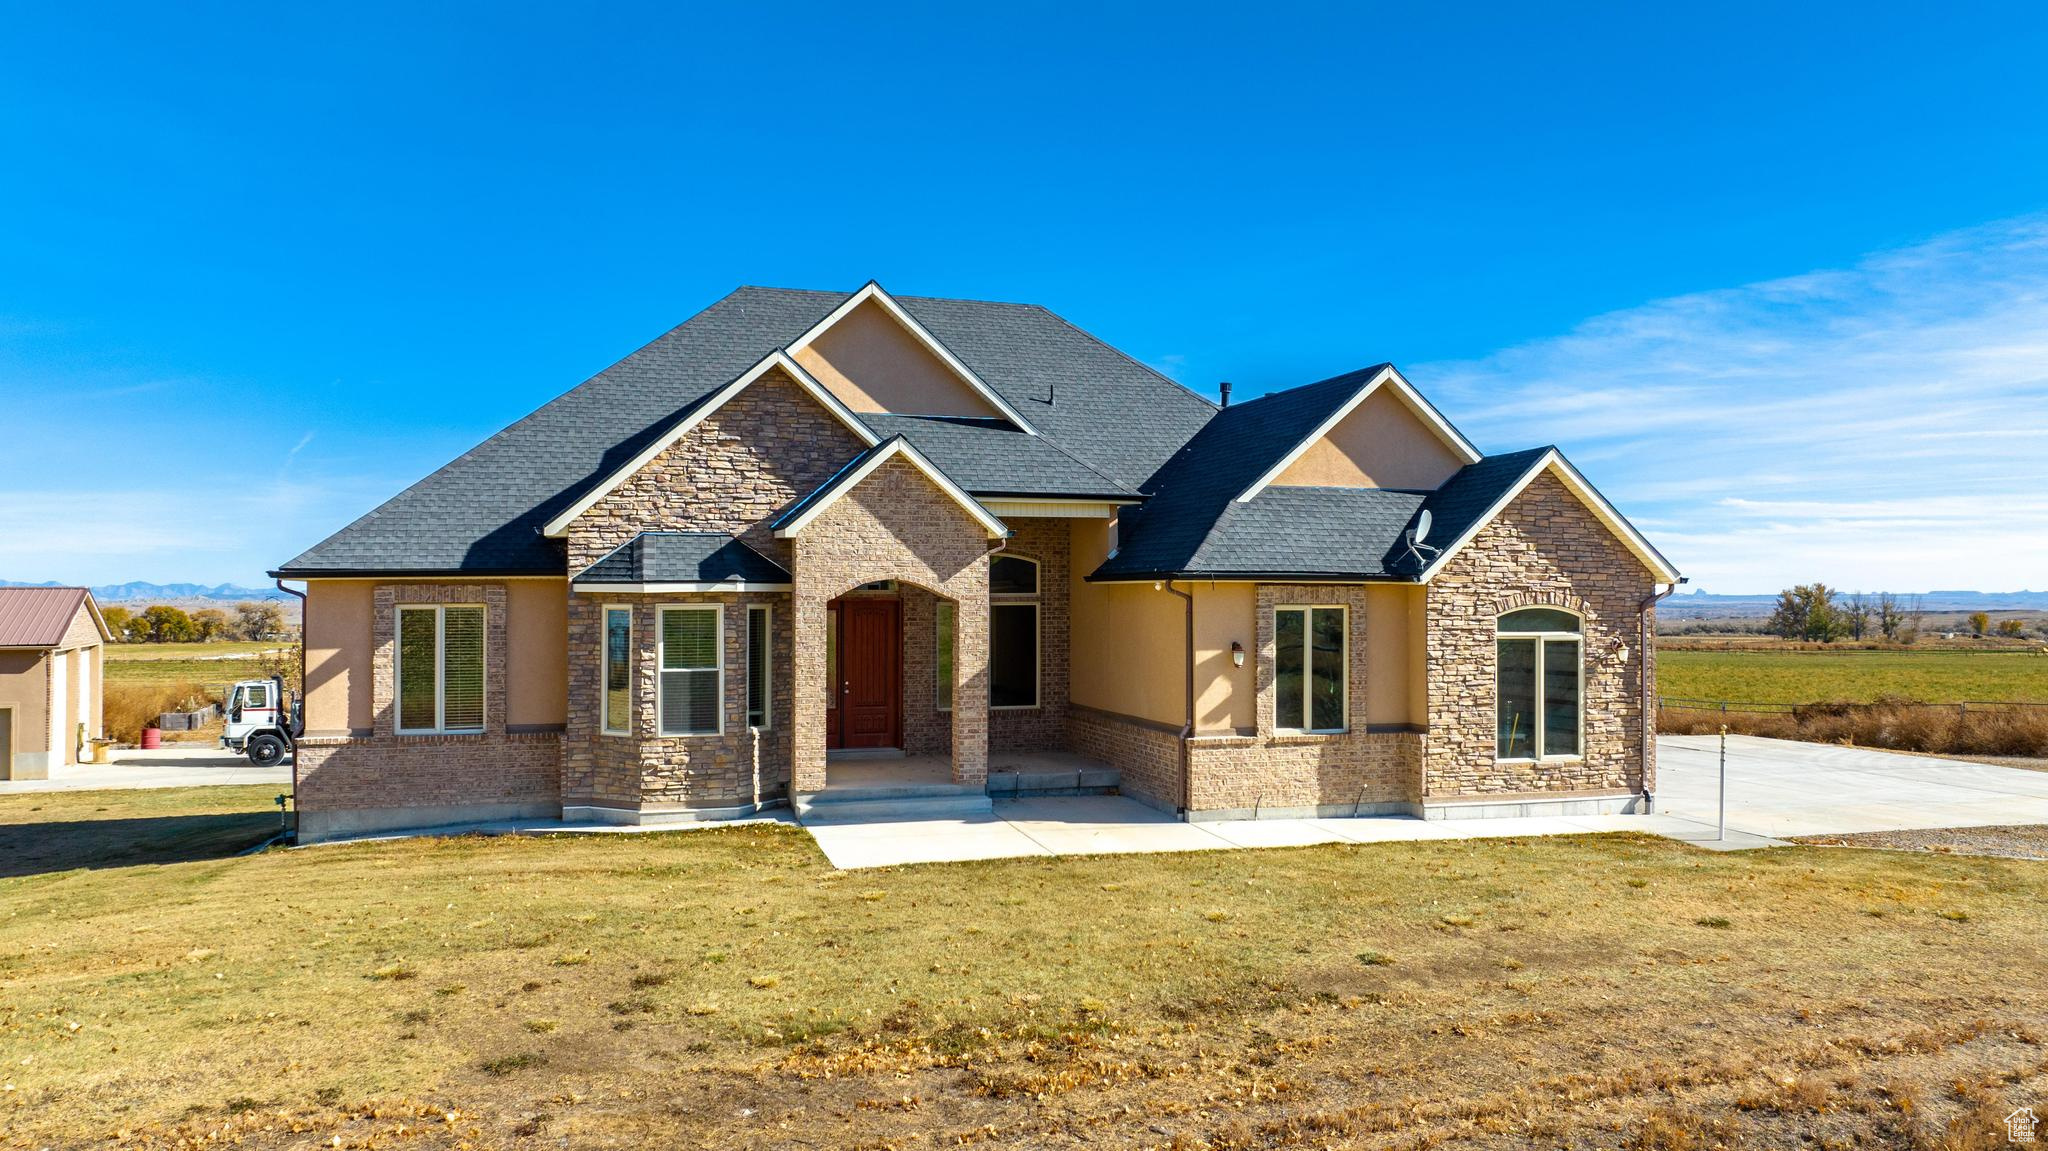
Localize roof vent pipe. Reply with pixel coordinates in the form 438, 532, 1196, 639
1219, 381, 1232, 408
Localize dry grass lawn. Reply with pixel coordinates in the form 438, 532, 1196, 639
2, 787, 2045, 1150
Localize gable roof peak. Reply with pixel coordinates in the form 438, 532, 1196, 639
786, 282, 1043, 436
1232, 363, 1480, 504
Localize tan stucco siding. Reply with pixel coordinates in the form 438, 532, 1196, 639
1363, 583, 1427, 728
505, 581, 568, 727
1192, 583, 1254, 734
1067, 519, 1187, 728
792, 299, 1005, 421
1271, 387, 1466, 490
304, 580, 376, 735
0, 651, 50, 769
305, 578, 567, 736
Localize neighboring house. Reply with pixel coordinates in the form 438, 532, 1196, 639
0, 587, 109, 780
274, 283, 1680, 842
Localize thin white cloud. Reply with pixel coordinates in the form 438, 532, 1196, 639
1414, 215, 2048, 593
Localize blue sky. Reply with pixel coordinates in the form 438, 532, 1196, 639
4, 3, 2046, 592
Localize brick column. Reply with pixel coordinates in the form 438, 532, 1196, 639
791, 592, 830, 794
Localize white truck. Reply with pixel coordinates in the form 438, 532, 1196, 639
220, 675, 300, 767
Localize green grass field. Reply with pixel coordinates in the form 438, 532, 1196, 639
1658, 647, 2048, 705
102, 642, 287, 688
3, 786, 2044, 1149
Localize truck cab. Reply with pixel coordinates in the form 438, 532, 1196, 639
222, 676, 299, 766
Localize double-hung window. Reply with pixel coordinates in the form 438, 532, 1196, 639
1496, 608, 1582, 760
601, 606, 632, 735
1274, 605, 1346, 733
746, 605, 771, 729
989, 555, 1039, 709
658, 606, 722, 736
396, 604, 485, 734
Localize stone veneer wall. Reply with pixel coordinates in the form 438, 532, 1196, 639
562, 369, 866, 810
791, 455, 992, 793
563, 369, 869, 574
1424, 469, 1655, 797
296, 583, 561, 841
1067, 706, 1181, 811
565, 592, 793, 812
1179, 584, 1420, 816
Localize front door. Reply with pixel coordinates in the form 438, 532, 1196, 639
0, 707, 12, 780
834, 598, 901, 749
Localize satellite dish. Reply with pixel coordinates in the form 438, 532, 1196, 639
1414, 509, 1433, 545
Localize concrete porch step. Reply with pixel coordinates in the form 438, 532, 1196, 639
795, 785, 994, 824
987, 767, 1121, 797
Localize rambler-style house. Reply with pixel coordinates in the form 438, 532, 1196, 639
275, 283, 1680, 842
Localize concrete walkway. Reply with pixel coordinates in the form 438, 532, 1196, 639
803, 797, 1777, 868
0, 747, 292, 794
1656, 734, 2048, 838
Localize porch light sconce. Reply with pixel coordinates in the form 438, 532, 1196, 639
1231, 641, 1245, 668
1611, 638, 1630, 664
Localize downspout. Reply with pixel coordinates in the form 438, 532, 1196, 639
275, 579, 309, 835
1163, 579, 1195, 815
1637, 577, 1686, 813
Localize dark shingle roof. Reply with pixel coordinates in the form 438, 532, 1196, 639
1092, 420, 1554, 581
1091, 366, 1394, 579
275, 287, 1213, 577
860, 415, 1137, 498
575, 533, 791, 586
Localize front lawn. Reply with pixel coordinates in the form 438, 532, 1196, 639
2, 787, 2043, 1148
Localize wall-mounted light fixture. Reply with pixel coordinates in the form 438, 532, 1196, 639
1230, 641, 1245, 668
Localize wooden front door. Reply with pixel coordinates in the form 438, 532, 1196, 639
833, 598, 901, 749
0, 707, 11, 780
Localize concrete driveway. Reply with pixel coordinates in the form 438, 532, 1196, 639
0, 746, 291, 794
1655, 734, 2048, 838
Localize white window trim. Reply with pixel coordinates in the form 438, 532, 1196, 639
747, 604, 772, 731
656, 604, 724, 738
1273, 604, 1349, 735
1495, 612, 1585, 763
600, 605, 632, 736
990, 555, 1041, 711
934, 600, 955, 714
395, 603, 487, 736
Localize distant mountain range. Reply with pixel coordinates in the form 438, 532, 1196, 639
0, 580, 291, 603
1663, 589, 2048, 619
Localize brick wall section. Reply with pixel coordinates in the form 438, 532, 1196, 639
565, 593, 793, 811
1067, 706, 1181, 811
562, 369, 866, 809
989, 518, 1070, 750
1187, 732, 1420, 813
1425, 469, 1656, 797
900, 585, 950, 757
296, 732, 561, 815
791, 455, 992, 793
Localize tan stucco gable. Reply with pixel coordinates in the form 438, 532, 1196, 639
792, 298, 1008, 421
1271, 384, 1468, 490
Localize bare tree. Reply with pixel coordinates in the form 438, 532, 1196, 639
1876, 592, 1906, 642
1841, 592, 1870, 641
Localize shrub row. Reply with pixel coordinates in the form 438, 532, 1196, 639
1660, 697, 2048, 757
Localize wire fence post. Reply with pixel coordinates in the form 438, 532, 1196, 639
1717, 724, 1728, 841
